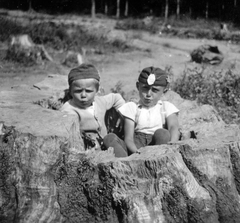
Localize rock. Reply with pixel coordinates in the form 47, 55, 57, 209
190, 44, 224, 65
33, 74, 68, 93
1, 76, 240, 222
6, 34, 53, 65
62, 51, 84, 67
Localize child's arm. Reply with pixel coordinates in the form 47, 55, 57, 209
104, 93, 125, 110
166, 113, 180, 142
124, 118, 138, 154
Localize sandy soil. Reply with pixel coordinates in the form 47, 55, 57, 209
98, 33, 240, 95
1, 25, 240, 97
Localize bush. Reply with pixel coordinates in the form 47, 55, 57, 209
27, 22, 69, 50
0, 17, 132, 53
115, 18, 160, 34
173, 66, 240, 124
0, 17, 26, 42
110, 81, 126, 99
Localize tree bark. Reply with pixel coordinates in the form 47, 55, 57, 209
28, 0, 33, 11
91, 0, 96, 19
1, 87, 240, 222
165, 0, 169, 20
205, 1, 209, 19
104, 0, 108, 15
116, 0, 120, 18
124, 0, 128, 17
176, 0, 180, 18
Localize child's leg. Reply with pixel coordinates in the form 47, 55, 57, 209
134, 132, 151, 149
103, 133, 128, 157
152, 128, 171, 145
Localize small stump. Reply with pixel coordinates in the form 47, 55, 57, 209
6, 34, 52, 65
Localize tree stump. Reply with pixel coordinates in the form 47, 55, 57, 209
6, 34, 53, 65
1, 77, 240, 222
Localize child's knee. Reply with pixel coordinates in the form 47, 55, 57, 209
153, 128, 170, 145
103, 133, 118, 146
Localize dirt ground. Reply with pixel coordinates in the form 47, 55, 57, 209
1, 23, 240, 97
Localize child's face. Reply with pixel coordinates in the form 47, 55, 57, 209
137, 82, 165, 108
70, 78, 98, 109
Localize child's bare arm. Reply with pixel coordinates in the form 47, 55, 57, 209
166, 113, 180, 142
124, 118, 138, 154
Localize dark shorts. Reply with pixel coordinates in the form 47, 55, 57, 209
134, 128, 171, 149
134, 132, 153, 149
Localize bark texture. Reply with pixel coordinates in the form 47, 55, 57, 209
1, 77, 240, 223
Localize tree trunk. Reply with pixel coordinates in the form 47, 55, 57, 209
104, 1, 108, 15
124, 0, 128, 17
234, 0, 237, 7
205, 1, 209, 19
116, 0, 120, 18
91, 0, 96, 19
176, 0, 180, 18
28, 0, 33, 11
165, 0, 169, 20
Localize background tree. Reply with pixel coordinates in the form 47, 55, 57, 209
124, 0, 128, 17
176, 0, 180, 18
116, 0, 120, 18
91, 0, 95, 19
0, 0, 240, 25
165, 0, 169, 20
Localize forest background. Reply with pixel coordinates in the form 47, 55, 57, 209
1, 0, 240, 24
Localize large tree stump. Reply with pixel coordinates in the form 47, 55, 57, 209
6, 34, 53, 65
1, 77, 240, 222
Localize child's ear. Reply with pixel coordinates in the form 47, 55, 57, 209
69, 86, 72, 97
136, 82, 139, 90
163, 83, 170, 93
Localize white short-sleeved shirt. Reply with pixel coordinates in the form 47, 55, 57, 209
119, 100, 179, 135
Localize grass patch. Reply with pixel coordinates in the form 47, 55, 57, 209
173, 66, 240, 124
0, 17, 132, 54
116, 16, 240, 43
115, 17, 160, 34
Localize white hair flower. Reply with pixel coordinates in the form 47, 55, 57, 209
147, 73, 156, 85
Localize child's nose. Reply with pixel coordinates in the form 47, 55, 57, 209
146, 89, 152, 96
81, 91, 86, 97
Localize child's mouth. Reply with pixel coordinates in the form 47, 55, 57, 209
144, 99, 151, 103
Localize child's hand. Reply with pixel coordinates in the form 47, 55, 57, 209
167, 140, 184, 145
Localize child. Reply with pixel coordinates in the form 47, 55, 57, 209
119, 66, 180, 155
60, 63, 128, 157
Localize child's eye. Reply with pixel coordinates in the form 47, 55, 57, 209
86, 90, 94, 93
74, 90, 82, 93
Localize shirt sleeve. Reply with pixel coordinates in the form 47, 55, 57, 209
164, 101, 179, 117
118, 102, 137, 122
103, 93, 125, 110
60, 101, 78, 116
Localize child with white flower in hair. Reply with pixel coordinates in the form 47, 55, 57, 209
119, 66, 180, 155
